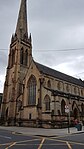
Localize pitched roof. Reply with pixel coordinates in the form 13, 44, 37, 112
35, 62, 84, 87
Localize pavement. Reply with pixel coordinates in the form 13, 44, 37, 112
0, 126, 84, 137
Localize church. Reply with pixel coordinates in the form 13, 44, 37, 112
1, 0, 84, 128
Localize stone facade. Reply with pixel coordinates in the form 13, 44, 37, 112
0, 93, 3, 118
1, 0, 84, 128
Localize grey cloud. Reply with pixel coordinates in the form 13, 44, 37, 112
29, 0, 84, 25
0, 0, 84, 91
0, 51, 8, 75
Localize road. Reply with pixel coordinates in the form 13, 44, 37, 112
0, 129, 84, 149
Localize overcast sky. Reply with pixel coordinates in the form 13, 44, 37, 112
1, 0, 84, 93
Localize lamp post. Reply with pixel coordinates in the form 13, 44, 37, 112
65, 105, 70, 133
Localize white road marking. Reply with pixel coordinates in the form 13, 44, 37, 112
0, 135, 11, 139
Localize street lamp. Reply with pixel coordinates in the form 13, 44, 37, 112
65, 105, 70, 133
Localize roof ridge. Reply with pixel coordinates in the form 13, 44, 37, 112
35, 61, 84, 87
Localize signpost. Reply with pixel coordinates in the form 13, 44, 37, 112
65, 105, 70, 133
65, 105, 69, 113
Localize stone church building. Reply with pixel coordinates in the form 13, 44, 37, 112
1, 0, 84, 128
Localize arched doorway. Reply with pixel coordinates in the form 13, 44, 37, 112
73, 108, 78, 119
61, 99, 66, 115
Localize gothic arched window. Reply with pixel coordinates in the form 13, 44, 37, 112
25, 49, 28, 65
47, 80, 51, 88
11, 49, 14, 66
74, 87, 77, 94
27, 75, 36, 105
72, 101, 76, 110
66, 84, 69, 92
81, 89, 83, 96
10, 49, 15, 67
44, 95, 51, 111
20, 48, 24, 64
61, 99, 66, 115
57, 81, 61, 90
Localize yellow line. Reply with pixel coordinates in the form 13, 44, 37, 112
51, 134, 73, 139
12, 131, 41, 138
16, 138, 41, 144
1, 138, 41, 148
38, 138, 45, 149
66, 141, 72, 149
5, 142, 16, 149
46, 137, 84, 146
16, 143, 67, 146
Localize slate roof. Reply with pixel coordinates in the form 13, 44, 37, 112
35, 62, 84, 87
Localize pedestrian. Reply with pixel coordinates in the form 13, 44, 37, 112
74, 119, 78, 126
79, 121, 83, 131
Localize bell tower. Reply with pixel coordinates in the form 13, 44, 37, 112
2, 0, 32, 124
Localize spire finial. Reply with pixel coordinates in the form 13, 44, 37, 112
15, 0, 28, 40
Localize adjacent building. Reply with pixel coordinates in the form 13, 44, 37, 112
0, 93, 3, 118
1, 0, 84, 128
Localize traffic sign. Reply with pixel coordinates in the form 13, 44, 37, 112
65, 105, 69, 113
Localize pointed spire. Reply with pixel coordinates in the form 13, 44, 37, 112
15, 0, 28, 40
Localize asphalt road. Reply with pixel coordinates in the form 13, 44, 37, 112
0, 129, 84, 149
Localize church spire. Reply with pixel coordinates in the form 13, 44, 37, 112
15, 0, 28, 40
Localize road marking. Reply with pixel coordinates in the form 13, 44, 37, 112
15, 143, 68, 146
16, 138, 41, 144
51, 134, 73, 139
5, 142, 16, 149
12, 132, 15, 134
0, 143, 11, 146
47, 137, 84, 146
0, 135, 11, 139
51, 133, 84, 140
38, 138, 45, 149
66, 141, 72, 149
1, 138, 41, 147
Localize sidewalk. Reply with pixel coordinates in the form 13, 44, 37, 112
0, 126, 84, 137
